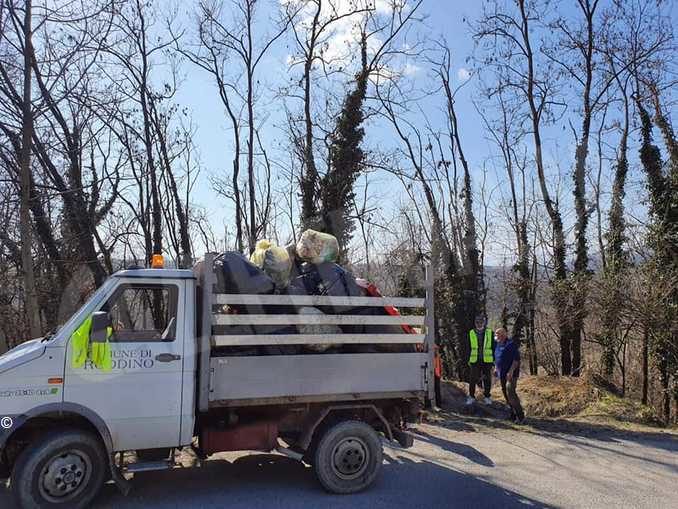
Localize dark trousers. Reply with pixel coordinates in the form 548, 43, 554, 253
500, 376, 525, 420
469, 363, 492, 398
434, 376, 442, 406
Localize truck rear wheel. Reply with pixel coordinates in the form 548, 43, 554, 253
11, 429, 107, 509
313, 420, 383, 494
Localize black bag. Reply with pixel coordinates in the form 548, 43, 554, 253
214, 252, 275, 295
286, 262, 362, 298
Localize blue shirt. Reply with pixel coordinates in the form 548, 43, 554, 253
494, 339, 520, 379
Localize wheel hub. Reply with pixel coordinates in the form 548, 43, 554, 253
331, 437, 369, 480
39, 451, 90, 502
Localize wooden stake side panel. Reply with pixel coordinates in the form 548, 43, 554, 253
211, 333, 426, 346
213, 294, 425, 308
211, 294, 427, 347
213, 313, 426, 326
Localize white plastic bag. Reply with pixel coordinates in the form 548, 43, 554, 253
296, 229, 339, 264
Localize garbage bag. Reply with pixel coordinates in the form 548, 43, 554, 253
250, 240, 292, 288
287, 262, 362, 299
295, 306, 341, 353
296, 229, 339, 264
213, 323, 300, 356
331, 278, 417, 354
286, 263, 363, 338
355, 279, 417, 334
214, 252, 275, 295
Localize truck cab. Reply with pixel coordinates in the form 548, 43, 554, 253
1, 261, 433, 508
1, 269, 196, 451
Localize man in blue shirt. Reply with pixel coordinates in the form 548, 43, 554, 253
494, 328, 525, 423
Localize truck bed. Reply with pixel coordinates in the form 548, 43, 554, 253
197, 254, 435, 411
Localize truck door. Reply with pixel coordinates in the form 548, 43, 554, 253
64, 279, 186, 451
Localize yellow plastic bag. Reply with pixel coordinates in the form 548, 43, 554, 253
296, 229, 339, 264
250, 239, 292, 287
250, 239, 271, 268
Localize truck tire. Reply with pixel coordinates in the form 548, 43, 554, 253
11, 429, 107, 509
313, 420, 383, 494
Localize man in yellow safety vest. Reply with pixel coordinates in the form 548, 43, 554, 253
466, 315, 495, 405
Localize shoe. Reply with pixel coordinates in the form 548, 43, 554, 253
515, 417, 526, 425
465, 396, 475, 405
483, 397, 492, 405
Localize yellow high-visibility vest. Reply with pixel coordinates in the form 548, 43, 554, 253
70, 316, 113, 372
469, 328, 494, 364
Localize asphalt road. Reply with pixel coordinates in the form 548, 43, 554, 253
2, 415, 677, 509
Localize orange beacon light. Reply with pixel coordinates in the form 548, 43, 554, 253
151, 254, 164, 269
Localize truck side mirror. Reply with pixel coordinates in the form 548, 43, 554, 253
91, 311, 112, 343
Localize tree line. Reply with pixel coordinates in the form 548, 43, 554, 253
0, 0, 676, 422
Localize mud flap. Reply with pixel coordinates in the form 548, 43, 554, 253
392, 429, 415, 449
110, 455, 132, 496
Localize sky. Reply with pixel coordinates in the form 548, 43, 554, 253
163, 0, 675, 265
170, 0, 488, 248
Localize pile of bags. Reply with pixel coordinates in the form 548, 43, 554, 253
209, 229, 415, 355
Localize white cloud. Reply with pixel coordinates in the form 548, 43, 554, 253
404, 62, 420, 76
281, 0, 403, 66
280, 0, 414, 78
457, 67, 471, 82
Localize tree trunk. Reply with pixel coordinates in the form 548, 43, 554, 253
298, 5, 322, 230
569, 0, 598, 378
571, 122, 591, 377
512, 222, 532, 343
300, 57, 318, 229
19, 0, 41, 338
642, 327, 649, 405
245, 3, 256, 253
660, 355, 670, 423
137, 5, 162, 258
602, 90, 629, 378
519, 0, 571, 374
444, 80, 483, 323
151, 104, 193, 267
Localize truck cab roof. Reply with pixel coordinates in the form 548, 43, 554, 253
113, 268, 196, 279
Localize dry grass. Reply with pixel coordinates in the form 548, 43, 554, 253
495, 375, 595, 417
445, 373, 665, 428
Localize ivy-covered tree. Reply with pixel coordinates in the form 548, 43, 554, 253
635, 96, 678, 422
600, 82, 630, 377
319, 34, 369, 260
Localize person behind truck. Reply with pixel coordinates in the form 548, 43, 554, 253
494, 327, 525, 424
434, 344, 443, 407
466, 315, 494, 405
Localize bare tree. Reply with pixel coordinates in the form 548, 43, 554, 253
11, 0, 41, 336
435, 42, 485, 324
476, 0, 576, 374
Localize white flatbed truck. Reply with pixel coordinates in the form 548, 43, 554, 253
0, 254, 435, 508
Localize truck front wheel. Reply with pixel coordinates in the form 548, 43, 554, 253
11, 429, 107, 509
313, 420, 383, 494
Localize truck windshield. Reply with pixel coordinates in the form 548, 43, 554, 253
42, 279, 116, 344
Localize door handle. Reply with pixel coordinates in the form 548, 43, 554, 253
155, 353, 181, 362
